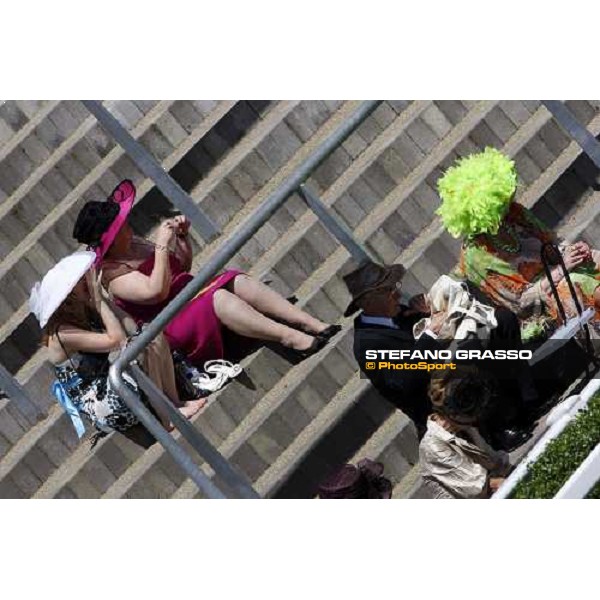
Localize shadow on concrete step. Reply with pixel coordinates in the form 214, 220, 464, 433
273, 387, 400, 499
129, 101, 274, 237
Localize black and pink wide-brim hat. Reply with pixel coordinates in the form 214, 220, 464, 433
317, 459, 392, 499
72, 179, 136, 267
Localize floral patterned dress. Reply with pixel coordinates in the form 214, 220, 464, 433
53, 352, 140, 438
455, 202, 600, 339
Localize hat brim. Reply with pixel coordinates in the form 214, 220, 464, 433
30, 250, 96, 328
94, 180, 136, 266
343, 263, 406, 317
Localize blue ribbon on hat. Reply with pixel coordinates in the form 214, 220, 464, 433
51, 380, 86, 439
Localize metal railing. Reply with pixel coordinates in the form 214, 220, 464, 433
82, 101, 220, 242
542, 100, 600, 171
4, 99, 600, 498
555, 442, 600, 498
493, 375, 600, 499
95, 100, 381, 498
103, 99, 600, 498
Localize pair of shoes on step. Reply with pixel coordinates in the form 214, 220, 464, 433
288, 324, 342, 362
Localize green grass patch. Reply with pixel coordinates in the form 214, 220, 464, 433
511, 394, 600, 499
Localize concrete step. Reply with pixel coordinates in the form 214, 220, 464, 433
116, 102, 565, 499
392, 464, 433, 499
2, 103, 596, 496
36, 102, 545, 498
189, 100, 345, 244
252, 374, 369, 499
0, 101, 234, 349
0, 102, 88, 198
0, 102, 239, 477
247, 101, 433, 281
0, 107, 98, 224
0, 101, 61, 165
0, 407, 78, 498
102, 328, 351, 499
185, 100, 301, 247
0, 102, 161, 236
348, 411, 416, 484
34, 426, 149, 499
189, 101, 360, 272
540, 112, 600, 241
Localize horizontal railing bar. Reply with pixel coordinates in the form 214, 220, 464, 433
108, 100, 381, 497
112, 369, 227, 499
110, 100, 381, 373
555, 442, 600, 499
131, 364, 259, 499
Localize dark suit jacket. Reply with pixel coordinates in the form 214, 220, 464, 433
353, 310, 443, 436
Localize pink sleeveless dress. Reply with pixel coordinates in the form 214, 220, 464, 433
110, 252, 244, 367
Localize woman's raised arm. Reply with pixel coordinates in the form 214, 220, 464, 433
109, 222, 175, 304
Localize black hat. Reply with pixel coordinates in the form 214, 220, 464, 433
429, 368, 493, 425
342, 260, 406, 317
317, 459, 392, 499
73, 199, 120, 246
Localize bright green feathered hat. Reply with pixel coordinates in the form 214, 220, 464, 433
436, 147, 517, 238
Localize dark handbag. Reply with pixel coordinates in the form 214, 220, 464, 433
172, 351, 202, 401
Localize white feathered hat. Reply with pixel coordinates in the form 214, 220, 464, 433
29, 250, 96, 328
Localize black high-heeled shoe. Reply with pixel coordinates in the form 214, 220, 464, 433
315, 324, 342, 341
285, 335, 329, 363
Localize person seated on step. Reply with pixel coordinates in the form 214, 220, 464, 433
436, 147, 600, 342
72, 179, 341, 368
419, 368, 511, 499
344, 260, 537, 449
412, 273, 543, 449
29, 251, 207, 443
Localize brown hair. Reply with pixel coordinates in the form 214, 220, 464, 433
428, 366, 491, 425
41, 293, 98, 346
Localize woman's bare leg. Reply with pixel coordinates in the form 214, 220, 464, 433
142, 334, 206, 423
144, 334, 180, 404
231, 275, 329, 333
213, 289, 315, 350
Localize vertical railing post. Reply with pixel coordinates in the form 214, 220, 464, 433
543, 100, 600, 170
107, 100, 383, 497
82, 100, 220, 242
298, 184, 375, 266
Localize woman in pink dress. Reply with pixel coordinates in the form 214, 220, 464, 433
73, 180, 340, 368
